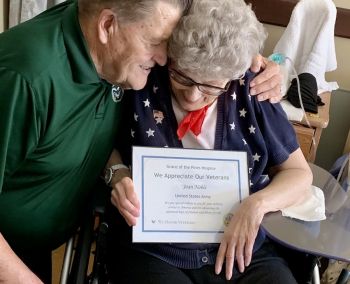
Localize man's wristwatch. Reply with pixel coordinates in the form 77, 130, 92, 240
103, 164, 129, 186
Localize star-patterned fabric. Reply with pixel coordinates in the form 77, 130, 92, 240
116, 65, 299, 269
120, 65, 298, 191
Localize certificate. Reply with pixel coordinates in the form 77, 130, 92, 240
132, 146, 249, 243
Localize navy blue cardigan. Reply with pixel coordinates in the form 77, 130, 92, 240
113, 65, 299, 269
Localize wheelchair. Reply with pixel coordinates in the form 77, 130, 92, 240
60, 155, 350, 284
59, 203, 322, 284
59, 181, 109, 284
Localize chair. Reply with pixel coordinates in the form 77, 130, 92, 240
321, 152, 350, 284
62, 157, 350, 284
337, 269, 350, 284
64, 211, 322, 284
59, 182, 110, 284
262, 157, 350, 284
273, 241, 319, 284
63, 204, 321, 283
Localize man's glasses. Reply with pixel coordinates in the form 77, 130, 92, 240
168, 68, 232, 97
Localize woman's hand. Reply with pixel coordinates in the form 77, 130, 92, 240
215, 195, 264, 280
110, 169, 140, 226
250, 54, 283, 103
215, 149, 312, 280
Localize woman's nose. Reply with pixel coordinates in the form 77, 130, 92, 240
185, 86, 203, 102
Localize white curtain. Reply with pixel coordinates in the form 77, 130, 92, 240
9, 0, 65, 28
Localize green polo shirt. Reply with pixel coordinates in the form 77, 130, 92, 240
0, 1, 121, 250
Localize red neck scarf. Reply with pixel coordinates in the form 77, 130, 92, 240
177, 105, 209, 139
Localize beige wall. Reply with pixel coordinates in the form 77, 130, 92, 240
333, 0, 350, 9
327, 37, 350, 91
263, 24, 350, 91
331, 1, 350, 90
0, 0, 5, 32
0, 0, 8, 32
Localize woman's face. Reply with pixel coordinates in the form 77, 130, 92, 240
169, 68, 231, 112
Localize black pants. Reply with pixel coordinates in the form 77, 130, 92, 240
15, 248, 52, 284
107, 240, 297, 284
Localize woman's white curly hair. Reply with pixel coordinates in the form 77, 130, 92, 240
168, 0, 267, 80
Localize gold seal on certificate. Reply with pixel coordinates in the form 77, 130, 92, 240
132, 146, 249, 243
224, 213, 234, 227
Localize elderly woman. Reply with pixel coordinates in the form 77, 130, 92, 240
106, 0, 312, 283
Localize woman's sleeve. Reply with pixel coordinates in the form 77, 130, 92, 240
0, 68, 41, 193
252, 99, 300, 168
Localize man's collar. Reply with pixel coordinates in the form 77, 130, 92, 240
61, 1, 101, 84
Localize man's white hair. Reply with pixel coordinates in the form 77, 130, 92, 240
78, 0, 192, 23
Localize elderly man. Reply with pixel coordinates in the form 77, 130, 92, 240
0, 0, 280, 283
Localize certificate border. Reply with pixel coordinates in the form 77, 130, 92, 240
141, 155, 243, 234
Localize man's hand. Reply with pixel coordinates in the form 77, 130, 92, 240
250, 54, 283, 103
110, 169, 140, 226
214, 196, 264, 280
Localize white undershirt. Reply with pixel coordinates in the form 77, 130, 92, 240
172, 97, 218, 149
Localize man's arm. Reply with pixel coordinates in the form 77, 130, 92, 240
0, 233, 43, 284
0, 71, 43, 283
0, 69, 40, 191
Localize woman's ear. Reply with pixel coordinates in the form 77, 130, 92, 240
97, 9, 117, 44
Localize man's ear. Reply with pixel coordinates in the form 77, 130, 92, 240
97, 9, 118, 44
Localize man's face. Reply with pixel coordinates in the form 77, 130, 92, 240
101, 2, 181, 90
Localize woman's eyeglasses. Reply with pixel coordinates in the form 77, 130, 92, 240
168, 68, 232, 97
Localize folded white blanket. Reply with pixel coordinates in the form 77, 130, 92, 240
274, 0, 338, 92
280, 99, 304, 122
281, 185, 326, 221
